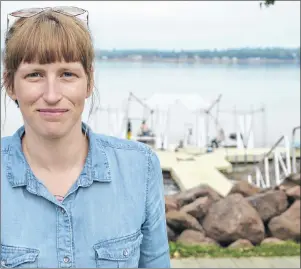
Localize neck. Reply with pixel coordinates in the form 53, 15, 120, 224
22, 121, 89, 172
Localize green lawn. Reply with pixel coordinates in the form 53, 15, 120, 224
169, 241, 300, 258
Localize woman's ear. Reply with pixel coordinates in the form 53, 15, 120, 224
3, 71, 17, 101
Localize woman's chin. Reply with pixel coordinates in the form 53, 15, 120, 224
37, 122, 71, 139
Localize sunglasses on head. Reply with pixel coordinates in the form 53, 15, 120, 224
7, 6, 89, 30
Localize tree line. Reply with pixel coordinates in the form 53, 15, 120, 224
96, 47, 300, 60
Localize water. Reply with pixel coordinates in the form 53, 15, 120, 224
1, 61, 300, 147
163, 171, 181, 196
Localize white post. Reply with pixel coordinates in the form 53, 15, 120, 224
248, 175, 253, 185
285, 136, 291, 175
264, 157, 271, 188
183, 129, 188, 148
205, 112, 209, 147
198, 114, 206, 148
156, 136, 162, 149
163, 109, 170, 150
256, 167, 266, 189
155, 110, 163, 149
246, 113, 254, 149
237, 115, 245, 149
278, 153, 290, 178
255, 167, 261, 188
274, 151, 280, 186
195, 113, 199, 147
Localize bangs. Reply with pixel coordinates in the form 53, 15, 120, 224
5, 12, 93, 71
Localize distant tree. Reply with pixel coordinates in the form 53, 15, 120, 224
260, 0, 275, 8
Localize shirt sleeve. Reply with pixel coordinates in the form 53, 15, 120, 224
138, 151, 171, 268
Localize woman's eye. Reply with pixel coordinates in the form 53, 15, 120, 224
62, 72, 74, 77
27, 72, 42, 78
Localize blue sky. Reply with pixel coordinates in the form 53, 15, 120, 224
1, 1, 300, 50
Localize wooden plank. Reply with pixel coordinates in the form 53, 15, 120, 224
156, 145, 299, 198
171, 161, 233, 197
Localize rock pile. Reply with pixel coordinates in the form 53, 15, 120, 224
165, 173, 300, 248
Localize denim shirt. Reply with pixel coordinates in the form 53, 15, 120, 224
1, 124, 170, 268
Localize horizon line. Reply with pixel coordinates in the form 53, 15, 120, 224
94, 46, 300, 51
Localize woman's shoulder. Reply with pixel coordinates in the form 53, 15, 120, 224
92, 132, 153, 155
91, 132, 162, 181
91, 132, 161, 168
1, 135, 14, 153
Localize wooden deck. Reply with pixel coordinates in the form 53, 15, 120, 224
156, 149, 234, 197
155, 147, 300, 197
171, 256, 300, 268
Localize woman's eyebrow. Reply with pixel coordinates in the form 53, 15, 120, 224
19, 67, 46, 73
57, 66, 82, 72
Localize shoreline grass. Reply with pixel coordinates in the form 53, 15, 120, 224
169, 241, 300, 258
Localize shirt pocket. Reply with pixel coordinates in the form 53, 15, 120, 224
93, 231, 143, 268
1, 245, 39, 268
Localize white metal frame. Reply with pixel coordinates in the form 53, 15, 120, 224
124, 92, 223, 150
91, 92, 267, 151
248, 135, 293, 189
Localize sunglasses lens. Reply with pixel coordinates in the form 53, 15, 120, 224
10, 8, 43, 17
52, 6, 85, 16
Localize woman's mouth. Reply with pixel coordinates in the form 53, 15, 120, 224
37, 108, 69, 117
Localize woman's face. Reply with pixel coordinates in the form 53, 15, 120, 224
8, 61, 92, 138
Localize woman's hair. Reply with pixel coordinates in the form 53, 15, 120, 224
2, 10, 97, 115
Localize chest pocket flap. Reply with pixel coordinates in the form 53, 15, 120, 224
1, 245, 39, 268
93, 231, 143, 266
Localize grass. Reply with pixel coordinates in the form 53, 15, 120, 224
169, 241, 300, 259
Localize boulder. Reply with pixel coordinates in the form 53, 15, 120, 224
228, 239, 253, 249
286, 173, 301, 185
247, 190, 288, 222
268, 200, 300, 241
177, 230, 218, 246
166, 210, 204, 234
278, 173, 301, 191
165, 196, 179, 213
285, 186, 300, 201
202, 194, 265, 245
229, 180, 261, 197
180, 196, 213, 221
261, 237, 285, 245
173, 185, 221, 207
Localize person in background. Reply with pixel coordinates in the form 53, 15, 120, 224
140, 120, 150, 136
1, 7, 170, 268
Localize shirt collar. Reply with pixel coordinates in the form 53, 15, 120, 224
6, 122, 111, 189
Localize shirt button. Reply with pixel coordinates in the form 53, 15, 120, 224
123, 249, 129, 257
63, 256, 70, 263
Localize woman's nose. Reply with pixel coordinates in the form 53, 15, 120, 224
42, 79, 62, 104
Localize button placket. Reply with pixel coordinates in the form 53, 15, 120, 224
57, 203, 73, 268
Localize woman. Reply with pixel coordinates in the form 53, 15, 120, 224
1, 7, 170, 268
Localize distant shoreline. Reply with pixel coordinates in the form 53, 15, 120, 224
97, 57, 300, 65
